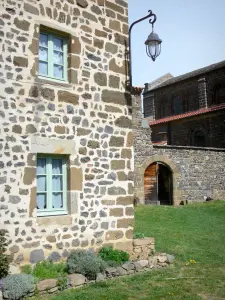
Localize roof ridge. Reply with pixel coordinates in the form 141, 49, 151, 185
146, 59, 225, 92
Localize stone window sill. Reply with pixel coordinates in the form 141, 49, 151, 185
37, 215, 72, 226
34, 77, 73, 89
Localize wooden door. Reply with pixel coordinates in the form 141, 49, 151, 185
144, 163, 158, 204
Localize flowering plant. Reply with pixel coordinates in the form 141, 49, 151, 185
131, 86, 144, 95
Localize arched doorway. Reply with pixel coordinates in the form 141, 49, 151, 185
144, 162, 173, 205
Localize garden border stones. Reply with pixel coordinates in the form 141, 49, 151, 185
3, 253, 174, 298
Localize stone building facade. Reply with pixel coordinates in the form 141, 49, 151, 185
0, 0, 134, 264
143, 61, 225, 148
133, 61, 225, 206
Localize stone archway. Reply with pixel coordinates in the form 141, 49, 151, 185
135, 155, 182, 206
144, 162, 173, 205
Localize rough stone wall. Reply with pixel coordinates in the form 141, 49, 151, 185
143, 66, 225, 148
170, 111, 225, 148
143, 78, 199, 119
133, 95, 225, 204
151, 110, 225, 148
206, 68, 225, 106
143, 67, 225, 119
0, 0, 134, 264
150, 145, 225, 203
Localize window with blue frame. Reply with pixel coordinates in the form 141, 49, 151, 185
39, 32, 67, 81
36, 156, 67, 216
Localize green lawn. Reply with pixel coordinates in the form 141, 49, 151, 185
39, 201, 225, 300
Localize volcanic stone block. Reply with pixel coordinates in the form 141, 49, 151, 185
116, 196, 133, 206
105, 230, 124, 240
110, 208, 123, 217
58, 91, 79, 105
13, 56, 28, 67
109, 75, 120, 88
117, 218, 134, 228
14, 18, 30, 31
102, 90, 131, 106
111, 160, 125, 170
24, 3, 39, 15
30, 249, 45, 263
76, 0, 88, 8
105, 42, 118, 54
105, 0, 124, 14
115, 116, 131, 128
109, 136, 124, 147
94, 72, 107, 86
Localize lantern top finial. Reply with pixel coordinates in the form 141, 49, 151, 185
145, 30, 162, 47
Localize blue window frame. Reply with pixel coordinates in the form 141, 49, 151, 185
39, 32, 67, 81
36, 155, 67, 216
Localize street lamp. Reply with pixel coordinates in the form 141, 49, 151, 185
129, 10, 162, 91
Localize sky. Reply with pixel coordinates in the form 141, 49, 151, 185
128, 0, 225, 87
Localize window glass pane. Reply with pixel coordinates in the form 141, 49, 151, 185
37, 193, 47, 209
37, 158, 46, 174
40, 34, 48, 47
52, 175, 62, 191
52, 159, 62, 174
53, 37, 63, 51
37, 175, 46, 192
53, 51, 63, 65
52, 192, 63, 209
39, 47, 48, 61
39, 61, 48, 76
54, 65, 63, 79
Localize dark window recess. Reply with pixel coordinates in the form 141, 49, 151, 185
191, 130, 206, 147
184, 92, 189, 112
171, 95, 182, 115
159, 99, 168, 118
213, 85, 225, 105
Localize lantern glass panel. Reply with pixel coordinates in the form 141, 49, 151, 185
148, 41, 156, 57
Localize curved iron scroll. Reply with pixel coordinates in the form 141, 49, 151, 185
128, 10, 157, 91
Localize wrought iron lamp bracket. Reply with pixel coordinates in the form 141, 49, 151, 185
128, 10, 157, 92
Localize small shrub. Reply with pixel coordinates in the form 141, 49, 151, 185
57, 275, 68, 291
21, 264, 32, 275
33, 261, 66, 280
67, 250, 107, 280
98, 247, 129, 265
21, 260, 66, 280
0, 229, 10, 279
133, 232, 145, 239
2, 274, 35, 300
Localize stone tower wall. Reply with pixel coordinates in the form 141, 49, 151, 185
0, 0, 134, 264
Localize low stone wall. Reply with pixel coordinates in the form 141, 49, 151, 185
130, 238, 155, 260
133, 94, 225, 205
8, 238, 155, 272
1, 253, 174, 299
1, 238, 174, 299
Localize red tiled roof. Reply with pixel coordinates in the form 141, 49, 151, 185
149, 103, 225, 126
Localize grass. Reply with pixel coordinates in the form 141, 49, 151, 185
33, 201, 225, 299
